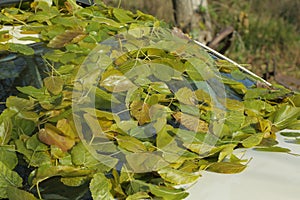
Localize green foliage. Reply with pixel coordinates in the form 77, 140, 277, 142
0, 1, 300, 200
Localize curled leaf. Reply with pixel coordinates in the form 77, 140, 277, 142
38, 124, 75, 152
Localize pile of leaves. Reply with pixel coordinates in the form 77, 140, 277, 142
0, 1, 300, 199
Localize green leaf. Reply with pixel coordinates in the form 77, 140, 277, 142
150, 82, 171, 94
149, 63, 177, 81
0, 146, 18, 170
60, 176, 88, 187
280, 131, 300, 137
113, 8, 134, 23
8, 43, 34, 55
148, 183, 188, 200
12, 117, 36, 137
95, 87, 121, 104
269, 105, 300, 129
6, 186, 38, 200
32, 165, 92, 185
26, 134, 49, 152
284, 138, 300, 145
126, 192, 151, 200
0, 161, 23, 199
116, 135, 147, 153
43, 76, 64, 95
218, 144, 236, 162
90, 173, 114, 200
126, 152, 168, 172
231, 69, 246, 80
0, 118, 12, 145
6, 96, 35, 111
15, 139, 52, 167
71, 142, 118, 172
242, 133, 264, 148
185, 57, 215, 81
175, 87, 197, 105
158, 167, 200, 185
17, 86, 45, 99
100, 69, 135, 92
253, 146, 291, 153
207, 162, 247, 174
92, 16, 122, 28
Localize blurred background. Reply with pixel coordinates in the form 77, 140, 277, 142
103, 0, 300, 90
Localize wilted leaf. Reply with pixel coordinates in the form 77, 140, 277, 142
173, 112, 208, 133
130, 101, 151, 125
38, 124, 75, 152
48, 29, 86, 48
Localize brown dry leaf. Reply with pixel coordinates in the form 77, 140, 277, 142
130, 101, 151, 125
48, 29, 86, 48
173, 112, 208, 133
38, 124, 75, 152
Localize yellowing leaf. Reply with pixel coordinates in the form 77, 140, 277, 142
130, 101, 151, 125
56, 118, 78, 139
173, 112, 209, 133
44, 76, 64, 95
158, 167, 199, 185
207, 162, 246, 174
175, 87, 197, 105
242, 133, 264, 148
126, 153, 168, 172
116, 135, 147, 153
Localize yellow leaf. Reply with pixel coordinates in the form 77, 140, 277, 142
43, 76, 64, 95
173, 112, 208, 133
130, 101, 151, 125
